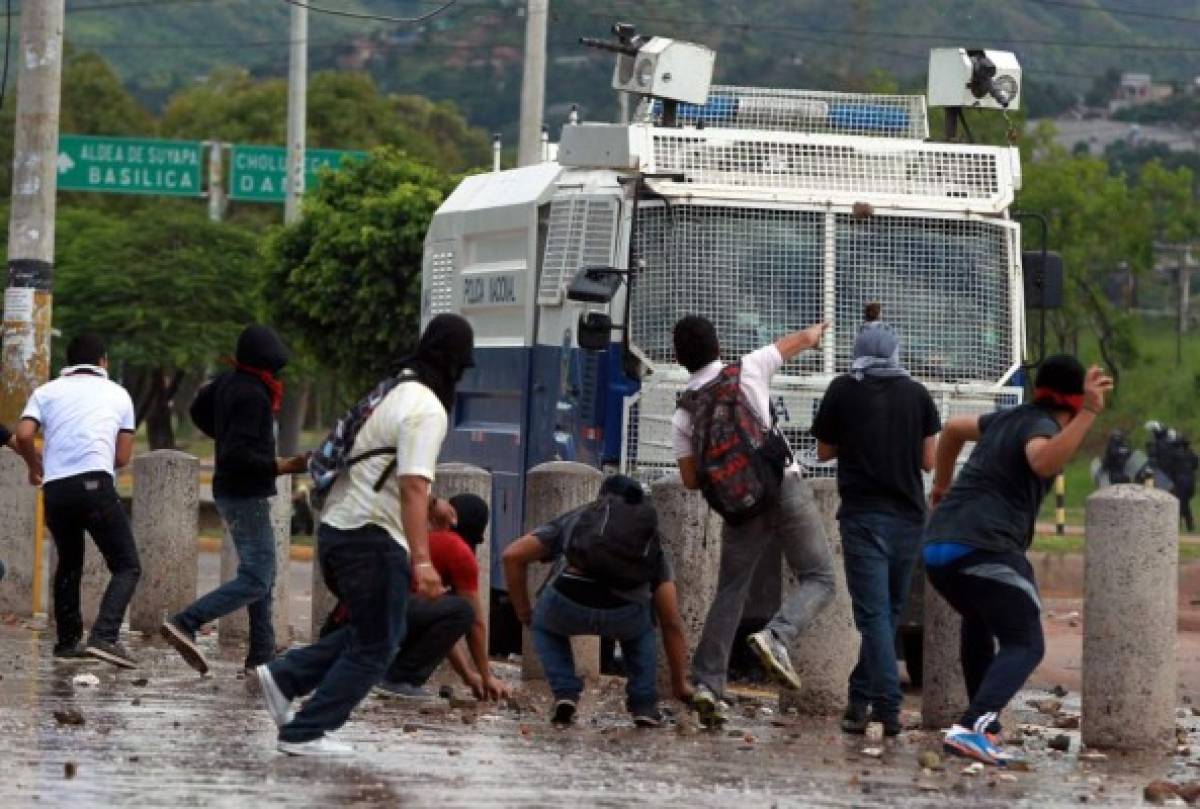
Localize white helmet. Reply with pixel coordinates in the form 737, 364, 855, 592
1145, 420, 1164, 435
1168, 428, 1179, 442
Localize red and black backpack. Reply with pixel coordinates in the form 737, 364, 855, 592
678, 363, 792, 525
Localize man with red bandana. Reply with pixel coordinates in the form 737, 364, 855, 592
162, 325, 308, 675
922, 355, 1112, 766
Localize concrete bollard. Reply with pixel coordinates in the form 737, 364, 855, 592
649, 473, 723, 687
219, 476, 293, 648
520, 461, 602, 682
920, 580, 967, 730
129, 451, 199, 634
779, 478, 860, 717
1082, 484, 1177, 751
0, 452, 38, 616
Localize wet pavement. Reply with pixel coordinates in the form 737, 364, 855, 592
2, 624, 1199, 808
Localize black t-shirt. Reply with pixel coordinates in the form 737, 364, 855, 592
0, 422, 10, 447
925, 404, 1061, 554
811, 375, 941, 520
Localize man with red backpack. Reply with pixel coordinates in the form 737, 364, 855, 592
672, 315, 834, 727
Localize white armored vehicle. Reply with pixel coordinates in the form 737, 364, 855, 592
422, 29, 1037, 562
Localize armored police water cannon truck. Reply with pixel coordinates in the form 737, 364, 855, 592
422, 26, 1031, 566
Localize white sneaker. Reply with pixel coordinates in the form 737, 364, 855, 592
277, 736, 354, 757
255, 664, 292, 728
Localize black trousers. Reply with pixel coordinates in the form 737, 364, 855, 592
385, 594, 475, 685
320, 593, 475, 686
44, 472, 141, 646
926, 549, 1044, 734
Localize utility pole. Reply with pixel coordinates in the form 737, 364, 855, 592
517, 0, 548, 167
278, 0, 309, 456
284, 0, 307, 225
0, 1, 65, 425
207, 142, 226, 223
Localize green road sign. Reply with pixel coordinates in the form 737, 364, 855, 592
228, 145, 366, 203
56, 134, 204, 197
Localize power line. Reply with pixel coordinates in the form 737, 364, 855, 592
277, 0, 459, 24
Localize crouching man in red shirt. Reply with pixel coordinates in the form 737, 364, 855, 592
321, 492, 509, 701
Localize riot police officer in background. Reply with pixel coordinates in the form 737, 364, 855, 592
1168, 430, 1198, 532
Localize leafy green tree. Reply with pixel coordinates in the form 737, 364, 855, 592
53, 205, 262, 448
1019, 141, 1151, 387
261, 147, 453, 393
161, 69, 489, 174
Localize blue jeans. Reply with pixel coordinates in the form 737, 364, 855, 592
840, 511, 923, 718
269, 522, 410, 743
531, 586, 657, 713
174, 496, 275, 664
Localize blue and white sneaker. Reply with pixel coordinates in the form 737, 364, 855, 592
943, 724, 1007, 766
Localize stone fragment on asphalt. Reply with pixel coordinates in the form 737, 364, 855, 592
72, 673, 100, 688
917, 751, 941, 770
1030, 698, 1063, 715
64, 762, 77, 779
1143, 780, 1180, 805
53, 709, 85, 726
1048, 734, 1071, 752
961, 763, 984, 775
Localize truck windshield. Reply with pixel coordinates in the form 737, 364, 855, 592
631, 204, 1014, 385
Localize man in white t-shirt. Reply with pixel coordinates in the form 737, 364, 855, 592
671, 315, 835, 727
253, 314, 475, 758
14, 334, 141, 668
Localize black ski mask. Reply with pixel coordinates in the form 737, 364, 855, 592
397, 314, 475, 413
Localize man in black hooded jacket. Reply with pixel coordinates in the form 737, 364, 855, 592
162, 325, 307, 674
253, 314, 475, 757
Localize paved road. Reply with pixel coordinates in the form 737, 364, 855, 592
1, 622, 1198, 808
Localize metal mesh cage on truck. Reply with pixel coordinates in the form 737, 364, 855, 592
643, 132, 1016, 214
629, 203, 1020, 387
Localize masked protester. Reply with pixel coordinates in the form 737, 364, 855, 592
811, 303, 941, 738
162, 325, 308, 675
923, 355, 1112, 766
254, 314, 475, 758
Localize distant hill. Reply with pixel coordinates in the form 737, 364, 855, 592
62, 0, 1200, 133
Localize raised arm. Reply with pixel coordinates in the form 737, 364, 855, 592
774, 322, 830, 362
1025, 366, 1112, 478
